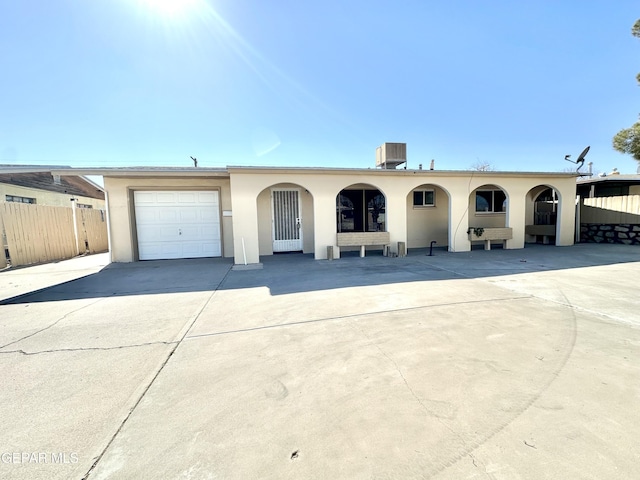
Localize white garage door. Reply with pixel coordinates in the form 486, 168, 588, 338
134, 190, 222, 260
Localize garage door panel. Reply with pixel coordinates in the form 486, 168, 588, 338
156, 192, 178, 203
197, 192, 218, 203
158, 210, 179, 222
134, 192, 159, 204
134, 190, 222, 260
134, 209, 158, 224
178, 192, 197, 203
199, 209, 220, 222
202, 242, 219, 257
179, 209, 199, 222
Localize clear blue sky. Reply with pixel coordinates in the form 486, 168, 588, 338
1, 0, 639, 174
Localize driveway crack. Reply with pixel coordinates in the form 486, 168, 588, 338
0, 297, 107, 350
81, 264, 233, 480
0, 341, 179, 356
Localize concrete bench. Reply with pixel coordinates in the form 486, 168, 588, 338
468, 227, 513, 250
525, 225, 556, 244
336, 232, 391, 257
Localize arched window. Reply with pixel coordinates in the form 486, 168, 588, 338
337, 189, 385, 232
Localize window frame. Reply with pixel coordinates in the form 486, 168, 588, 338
412, 189, 436, 208
475, 189, 506, 214
5, 194, 36, 204
336, 189, 386, 233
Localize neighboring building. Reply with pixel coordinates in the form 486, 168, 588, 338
52, 146, 578, 265
0, 166, 105, 209
576, 172, 640, 245
576, 173, 640, 198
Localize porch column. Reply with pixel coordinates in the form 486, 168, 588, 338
556, 192, 577, 246
506, 188, 526, 249
386, 194, 407, 255
229, 181, 260, 265
448, 190, 471, 252
313, 192, 338, 260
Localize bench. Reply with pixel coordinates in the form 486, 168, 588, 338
336, 232, 391, 257
468, 227, 513, 250
525, 225, 556, 244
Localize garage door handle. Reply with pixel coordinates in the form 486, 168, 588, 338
178, 229, 182, 235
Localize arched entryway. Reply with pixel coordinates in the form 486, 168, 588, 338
336, 185, 386, 233
468, 184, 509, 249
525, 186, 560, 245
336, 184, 387, 255
257, 183, 315, 255
406, 183, 450, 249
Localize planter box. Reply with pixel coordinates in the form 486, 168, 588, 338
468, 227, 513, 250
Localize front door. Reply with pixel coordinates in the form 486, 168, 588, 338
272, 189, 302, 252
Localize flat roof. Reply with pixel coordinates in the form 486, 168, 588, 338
577, 174, 640, 184
50, 165, 578, 178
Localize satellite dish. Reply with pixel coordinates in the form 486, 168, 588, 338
564, 145, 590, 172
576, 146, 590, 164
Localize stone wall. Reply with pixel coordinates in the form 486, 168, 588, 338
580, 224, 640, 245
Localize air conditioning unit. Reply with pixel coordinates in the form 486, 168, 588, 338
376, 143, 406, 169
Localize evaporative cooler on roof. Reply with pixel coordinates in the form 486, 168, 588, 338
375, 143, 407, 169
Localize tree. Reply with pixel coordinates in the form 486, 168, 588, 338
469, 160, 495, 171
613, 19, 640, 163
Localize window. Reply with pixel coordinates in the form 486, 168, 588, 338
6, 195, 36, 204
337, 189, 386, 232
475, 190, 506, 213
413, 190, 435, 207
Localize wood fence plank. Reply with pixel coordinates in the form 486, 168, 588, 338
0, 205, 8, 268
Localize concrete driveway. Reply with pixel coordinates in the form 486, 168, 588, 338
1, 244, 639, 479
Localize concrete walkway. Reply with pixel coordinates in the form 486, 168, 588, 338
0, 253, 110, 303
0, 244, 639, 479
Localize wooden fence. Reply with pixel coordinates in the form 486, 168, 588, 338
0, 203, 108, 268
581, 195, 640, 224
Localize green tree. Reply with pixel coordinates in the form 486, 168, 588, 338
613, 20, 640, 163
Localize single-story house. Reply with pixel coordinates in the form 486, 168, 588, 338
577, 173, 640, 198
52, 151, 578, 266
0, 165, 105, 209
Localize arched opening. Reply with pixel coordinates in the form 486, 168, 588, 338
525, 185, 560, 245
406, 184, 450, 250
336, 184, 387, 256
336, 185, 386, 233
468, 184, 508, 249
257, 183, 314, 256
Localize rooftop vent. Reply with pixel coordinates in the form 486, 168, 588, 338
376, 143, 406, 169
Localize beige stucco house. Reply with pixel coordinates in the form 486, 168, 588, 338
0, 166, 105, 209
53, 160, 578, 266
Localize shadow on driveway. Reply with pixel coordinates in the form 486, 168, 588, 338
3, 244, 639, 304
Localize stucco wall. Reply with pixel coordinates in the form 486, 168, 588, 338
99, 169, 577, 264
0, 183, 105, 209
256, 184, 315, 255
406, 184, 449, 248
103, 176, 233, 262
228, 169, 578, 264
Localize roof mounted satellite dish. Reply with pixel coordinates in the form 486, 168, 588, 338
564, 145, 590, 173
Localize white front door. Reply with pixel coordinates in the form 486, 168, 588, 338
134, 190, 221, 260
272, 189, 302, 252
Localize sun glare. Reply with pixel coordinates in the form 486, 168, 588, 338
140, 0, 203, 18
